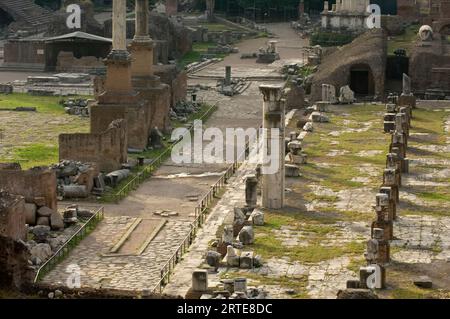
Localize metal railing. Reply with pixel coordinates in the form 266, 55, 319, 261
151, 139, 251, 294
33, 206, 105, 283
103, 103, 218, 203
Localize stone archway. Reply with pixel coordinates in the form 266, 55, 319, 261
349, 64, 375, 96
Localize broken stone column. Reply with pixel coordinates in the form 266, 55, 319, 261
372, 193, 393, 240
192, 269, 208, 292
206, 0, 215, 22
130, 0, 153, 77
383, 168, 399, 205
287, 140, 307, 165
386, 153, 402, 186
360, 264, 386, 289
379, 186, 397, 220
245, 174, 258, 209
322, 84, 337, 104
398, 73, 416, 108
365, 228, 390, 265
127, 0, 172, 134
260, 84, 285, 209
102, 0, 134, 97
225, 66, 232, 86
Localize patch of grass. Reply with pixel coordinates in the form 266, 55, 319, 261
387, 24, 420, 55
13, 144, 58, 169
391, 287, 428, 299
346, 257, 365, 274
416, 191, 450, 203
0, 93, 90, 114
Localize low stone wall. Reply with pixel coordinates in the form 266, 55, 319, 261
59, 119, 128, 173
0, 168, 57, 211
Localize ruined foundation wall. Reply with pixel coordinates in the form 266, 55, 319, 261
0, 235, 32, 291
0, 192, 26, 241
3, 40, 45, 66
141, 84, 172, 132
409, 39, 450, 91
0, 169, 57, 210
59, 119, 128, 173
90, 103, 148, 150
310, 29, 387, 102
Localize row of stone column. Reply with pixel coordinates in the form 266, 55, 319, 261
345, 91, 415, 293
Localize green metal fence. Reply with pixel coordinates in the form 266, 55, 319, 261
103, 103, 218, 203
33, 206, 105, 283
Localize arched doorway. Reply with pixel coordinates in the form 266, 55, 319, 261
350, 64, 375, 96
0, 8, 14, 28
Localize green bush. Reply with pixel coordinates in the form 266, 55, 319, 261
310, 31, 355, 47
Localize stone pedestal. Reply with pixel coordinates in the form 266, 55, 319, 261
245, 175, 258, 209
260, 85, 285, 210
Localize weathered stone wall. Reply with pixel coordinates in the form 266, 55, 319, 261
0, 235, 32, 291
90, 102, 149, 151
409, 38, 450, 92
0, 168, 57, 211
59, 119, 128, 173
138, 83, 172, 132
56, 51, 104, 73
154, 65, 187, 107
0, 191, 26, 241
3, 40, 45, 66
310, 29, 387, 102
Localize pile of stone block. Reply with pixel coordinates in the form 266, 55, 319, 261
0, 83, 13, 94
192, 270, 267, 299
26, 205, 94, 266
169, 101, 201, 122
60, 98, 93, 117
50, 161, 100, 199
24, 198, 63, 231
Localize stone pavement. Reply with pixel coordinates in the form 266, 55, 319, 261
163, 160, 259, 297
42, 216, 192, 291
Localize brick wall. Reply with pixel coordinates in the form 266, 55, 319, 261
0, 168, 57, 210
59, 119, 128, 173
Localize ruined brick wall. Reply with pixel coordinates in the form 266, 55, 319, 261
0, 168, 57, 211
154, 65, 187, 107
3, 40, 45, 66
0, 235, 32, 291
410, 38, 450, 91
0, 191, 26, 241
397, 0, 420, 20
310, 29, 387, 102
59, 119, 127, 173
90, 103, 148, 150
140, 83, 172, 133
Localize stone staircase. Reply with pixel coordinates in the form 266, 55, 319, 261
0, 0, 56, 30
